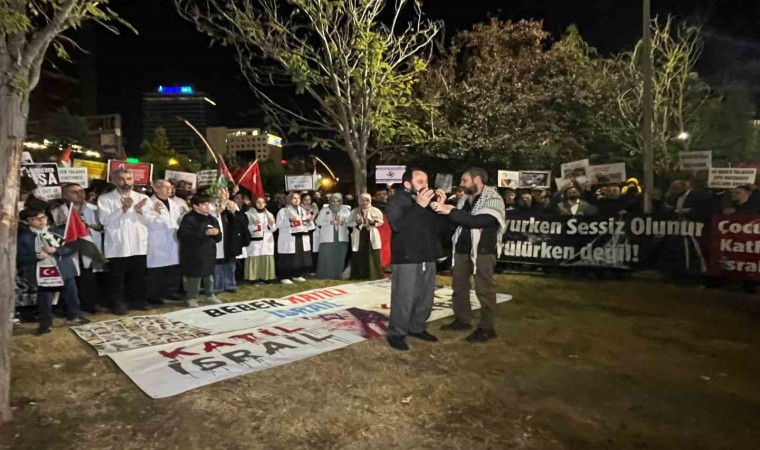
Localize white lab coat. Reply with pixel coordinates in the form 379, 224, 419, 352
315, 205, 352, 244
97, 189, 150, 259
51, 202, 104, 271
142, 196, 183, 268
245, 209, 276, 257
348, 207, 384, 252
276, 206, 312, 254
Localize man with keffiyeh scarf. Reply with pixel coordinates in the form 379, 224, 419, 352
433, 168, 506, 343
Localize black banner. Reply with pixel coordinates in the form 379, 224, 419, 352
499, 212, 709, 273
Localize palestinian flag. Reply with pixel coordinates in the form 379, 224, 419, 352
64, 207, 106, 265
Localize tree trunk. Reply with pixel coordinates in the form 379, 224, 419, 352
352, 157, 368, 198
0, 77, 29, 423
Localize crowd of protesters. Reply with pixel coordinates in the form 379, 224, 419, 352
14, 166, 759, 336
15, 169, 396, 335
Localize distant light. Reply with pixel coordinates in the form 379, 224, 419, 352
126, 157, 140, 164
157, 85, 194, 94
167, 157, 179, 166
677, 131, 690, 141
281, 159, 287, 165
203, 97, 217, 106
24, 141, 47, 150
320, 178, 333, 188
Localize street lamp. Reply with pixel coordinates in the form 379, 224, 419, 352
677, 131, 691, 141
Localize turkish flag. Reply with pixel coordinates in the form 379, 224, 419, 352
238, 160, 265, 197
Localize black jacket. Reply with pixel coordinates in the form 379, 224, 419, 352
448, 195, 500, 256
218, 208, 251, 263
178, 211, 222, 277
385, 190, 444, 264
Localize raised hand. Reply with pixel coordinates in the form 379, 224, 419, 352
415, 188, 435, 208
121, 195, 134, 212
135, 198, 149, 215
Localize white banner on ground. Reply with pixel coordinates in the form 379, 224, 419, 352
497, 171, 520, 188
375, 165, 405, 184
708, 168, 757, 189
589, 163, 627, 184
679, 151, 712, 171
74, 280, 512, 397
59, 167, 89, 188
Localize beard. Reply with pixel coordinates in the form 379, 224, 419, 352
462, 185, 477, 195
117, 184, 133, 194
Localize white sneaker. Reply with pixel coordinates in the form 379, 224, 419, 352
293, 277, 306, 282
185, 299, 199, 308
281, 279, 294, 285
206, 295, 222, 305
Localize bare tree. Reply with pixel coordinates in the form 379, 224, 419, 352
0, 0, 131, 422
176, 0, 440, 195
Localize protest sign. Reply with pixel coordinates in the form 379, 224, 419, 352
679, 151, 712, 171
560, 159, 590, 179
517, 171, 551, 189
708, 168, 757, 189
59, 167, 89, 188
709, 215, 760, 281
497, 171, 520, 188
165, 170, 197, 190
21, 163, 61, 200
72, 159, 107, 180
375, 165, 405, 184
21, 152, 33, 164
196, 169, 218, 187
285, 175, 317, 191
589, 163, 627, 184
435, 173, 454, 192
107, 160, 153, 185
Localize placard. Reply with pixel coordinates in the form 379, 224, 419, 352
517, 171, 551, 189
107, 160, 154, 185
375, 165, 405, 184
196, 169, 218, 187
497, 170, 520, 188
59, 167, 89, 188
285, 175, 316, 191
679, 151, 712, 171
560, 159, 590, 179
21, 163, 61, 200
589, 163, 627, 184
708, 168, 757, 189
165, 170, 197, 190
72, 159, 107, 180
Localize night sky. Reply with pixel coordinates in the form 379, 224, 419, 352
63, 0, 760, 157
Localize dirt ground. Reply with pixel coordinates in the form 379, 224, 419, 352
1, 272, 759, 450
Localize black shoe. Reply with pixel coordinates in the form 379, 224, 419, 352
387, 335, 409, 351
130, 304, 150, 312
66, 317, 91, 326
465, 328, 497, 343
35, 327, 51, 336
81, 306, 99, 314
225, 288, 238, 294
110, 303, 128, 316
408, 331, 438, 342
440, 320, 473, 332
147, 298, 165, 306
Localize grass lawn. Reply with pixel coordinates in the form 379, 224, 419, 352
1, 273, 759, 449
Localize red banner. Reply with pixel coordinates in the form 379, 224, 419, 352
107, 160, 154, 185
709, 214, 760, 281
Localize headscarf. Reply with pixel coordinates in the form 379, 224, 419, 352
359, 193, 372, 211
253, 195, 267, 213
328, 193, 343, 213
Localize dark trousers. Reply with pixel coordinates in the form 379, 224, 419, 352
109, 255, 147, 308
147, 264, 182, 301
76, 267, 99, 312
389, 261, 436, 337
451, 253, 497, 332
38, 278, 80, 329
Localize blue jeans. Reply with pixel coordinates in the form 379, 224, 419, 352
38, 278, 81, 329
214, 262, 237, 293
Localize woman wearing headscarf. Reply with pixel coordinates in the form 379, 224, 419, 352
275, 192, 313, 284
244, 195, 277, 284
349, 193, 384, 280
314, 193, 351, 279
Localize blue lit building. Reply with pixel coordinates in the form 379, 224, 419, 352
142, 85, 217, 155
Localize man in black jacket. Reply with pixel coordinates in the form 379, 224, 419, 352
384, 168, 444, 351
434, 167, 505, 343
